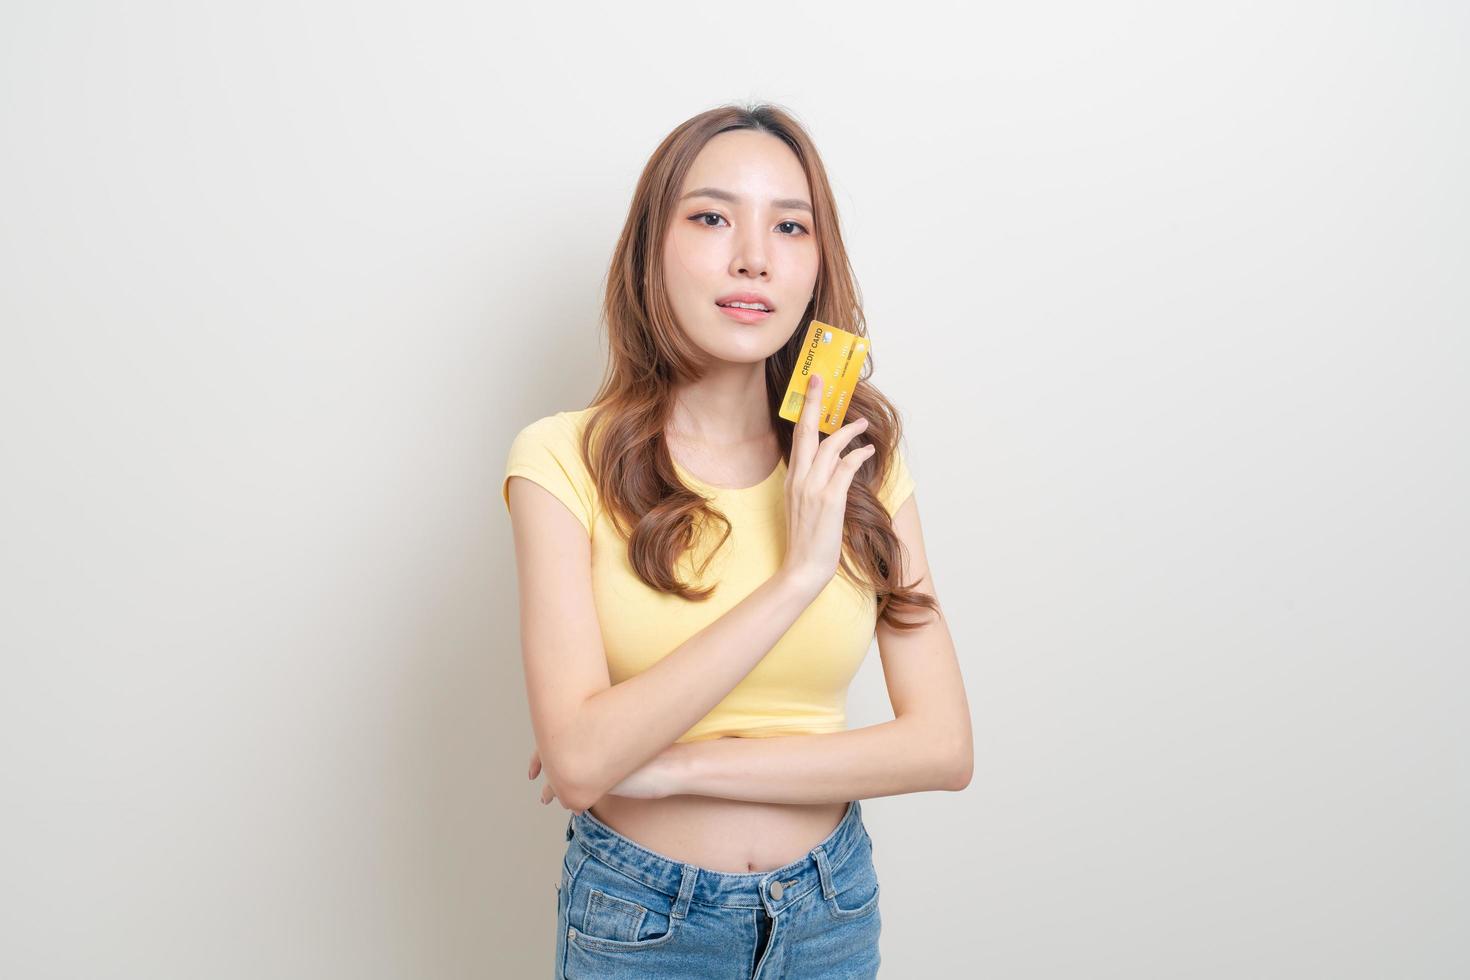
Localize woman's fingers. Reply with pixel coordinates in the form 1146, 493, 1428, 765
808, 414, 870, 488
788, 373, 825, 485
836, 439, 878, 492
531, 747, 553, 805
529, 746, 569, 809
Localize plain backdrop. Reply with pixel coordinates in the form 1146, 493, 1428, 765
2, 2, 1466, 977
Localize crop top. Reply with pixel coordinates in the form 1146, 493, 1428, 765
502, 407, 916, 743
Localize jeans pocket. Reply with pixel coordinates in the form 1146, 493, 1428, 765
825, 834, 882, 921
566, 851, 680, 952
585, 888, 648, 942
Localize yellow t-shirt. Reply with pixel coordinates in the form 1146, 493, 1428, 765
502, 407, 916, 743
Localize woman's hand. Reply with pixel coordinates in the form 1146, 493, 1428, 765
527, 746, 583, 813
780, 372, 875, 594
528, 744, 686, 812
605, 750, 681, 799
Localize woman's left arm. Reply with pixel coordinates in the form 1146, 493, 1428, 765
535, 493, 974, 808
640, 492, 973, 805
668, 717, 968, 804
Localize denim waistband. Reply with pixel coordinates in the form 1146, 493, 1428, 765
565, 800, 868, 913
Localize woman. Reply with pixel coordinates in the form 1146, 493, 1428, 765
503, 103, 972, 979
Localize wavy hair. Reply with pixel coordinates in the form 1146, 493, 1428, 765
577, 102, 938, 631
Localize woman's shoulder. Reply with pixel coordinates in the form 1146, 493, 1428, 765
504, 406, 601, 534
513, 406, 596, 443
554, 405, 597, 432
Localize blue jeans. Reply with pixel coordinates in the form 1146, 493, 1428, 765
554, 799, 882, 979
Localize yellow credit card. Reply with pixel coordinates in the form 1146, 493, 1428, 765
778, 320, 870, 434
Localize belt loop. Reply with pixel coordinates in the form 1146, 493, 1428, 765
672, 864, 698, 919
811, 844, 836, 899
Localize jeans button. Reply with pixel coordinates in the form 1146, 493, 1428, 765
769, 880, 784, 900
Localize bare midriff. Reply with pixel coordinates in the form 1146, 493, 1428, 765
587, 793, 850, 874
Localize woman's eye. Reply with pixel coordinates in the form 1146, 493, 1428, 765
689, 212, 808, 235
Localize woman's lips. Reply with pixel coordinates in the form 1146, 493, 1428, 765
716, 303, 773, 323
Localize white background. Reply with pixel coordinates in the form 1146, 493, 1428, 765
2, 2, 1466, 977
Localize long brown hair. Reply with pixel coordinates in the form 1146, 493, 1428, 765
579, 102, 938, 631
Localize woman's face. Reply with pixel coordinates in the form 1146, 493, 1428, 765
662, 129, 820, 364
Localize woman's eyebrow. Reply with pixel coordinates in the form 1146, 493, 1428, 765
680, 186, 813, 214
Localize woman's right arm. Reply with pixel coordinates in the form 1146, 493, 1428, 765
508, 481, 817, 812
507, 376, 872, 813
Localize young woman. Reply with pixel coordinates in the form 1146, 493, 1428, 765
503, 103, 972, 979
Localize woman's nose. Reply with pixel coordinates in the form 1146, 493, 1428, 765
732, 227, 768, 276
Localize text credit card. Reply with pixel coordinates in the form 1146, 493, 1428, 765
778, 320, 870, 435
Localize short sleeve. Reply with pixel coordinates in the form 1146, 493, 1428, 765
502, 413, 597, 537
877, 446, 916, 518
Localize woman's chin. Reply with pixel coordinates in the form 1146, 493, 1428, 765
694, 333, 785, 365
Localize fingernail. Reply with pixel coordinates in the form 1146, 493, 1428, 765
809, 374, 820, 389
